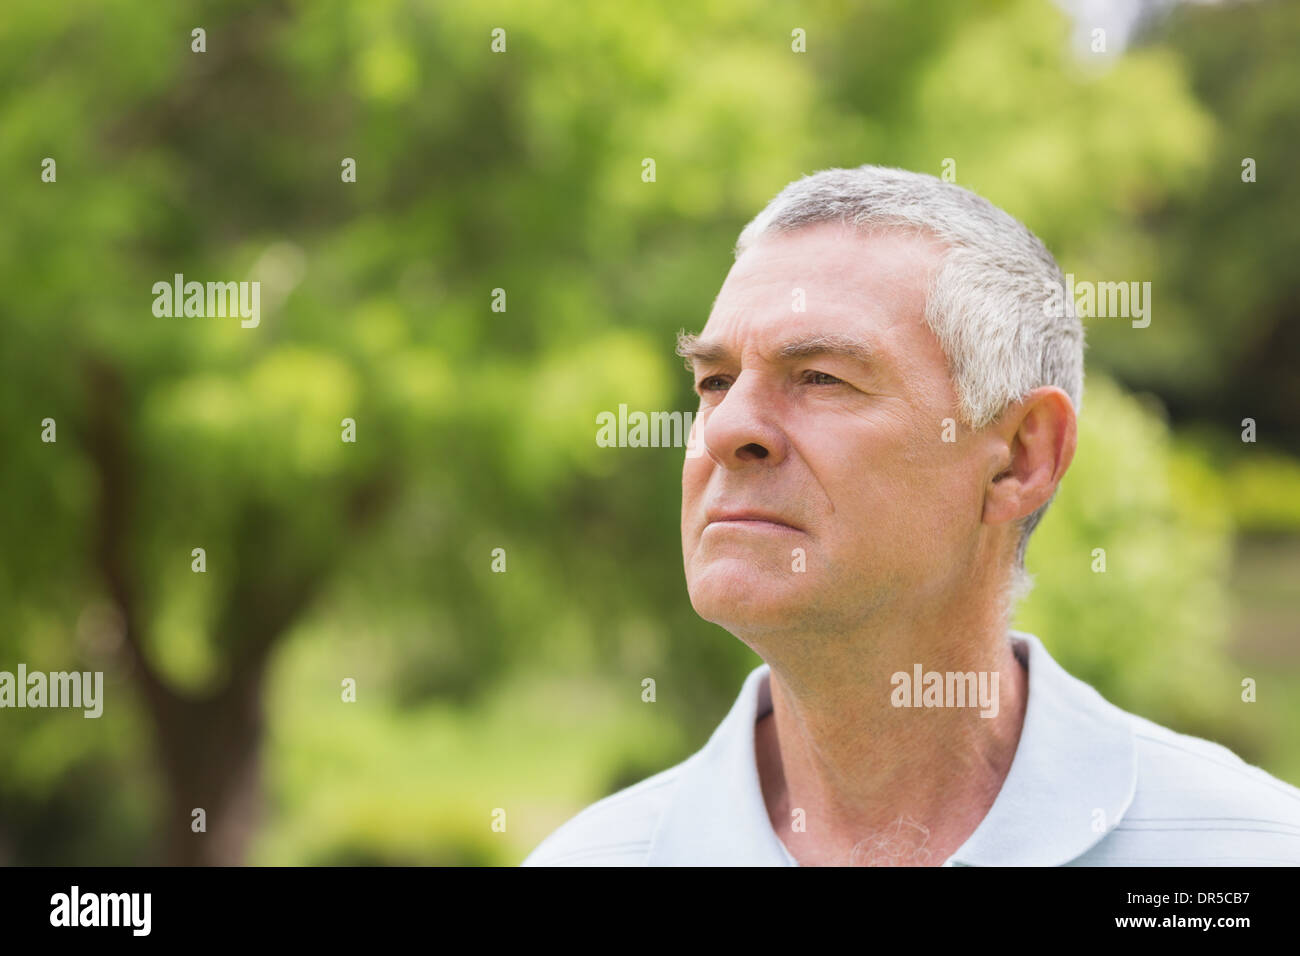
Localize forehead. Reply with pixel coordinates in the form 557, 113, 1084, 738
700, 222, 945, 361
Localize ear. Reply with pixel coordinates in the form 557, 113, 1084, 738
981, 386, 1077, 527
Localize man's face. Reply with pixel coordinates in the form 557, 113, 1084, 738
680, 222, 992, 636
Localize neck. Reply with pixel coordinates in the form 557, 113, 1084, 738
751, 594, 1029, 866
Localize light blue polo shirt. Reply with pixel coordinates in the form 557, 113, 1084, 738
522, 630, 1300, 865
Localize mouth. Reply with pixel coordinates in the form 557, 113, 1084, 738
704, 509, 802, 532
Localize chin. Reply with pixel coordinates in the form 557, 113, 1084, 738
686, 558, 812, 632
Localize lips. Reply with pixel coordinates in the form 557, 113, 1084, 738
704, 508, 801, 531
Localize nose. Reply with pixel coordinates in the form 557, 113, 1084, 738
697, 371, 789, 468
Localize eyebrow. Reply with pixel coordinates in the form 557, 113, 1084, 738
674, 329, 879, 370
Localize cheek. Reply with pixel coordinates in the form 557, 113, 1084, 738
823, 430, 971, 546
681, 456, 709, 503
681, 459, 710, 542
894, 441, 986, 543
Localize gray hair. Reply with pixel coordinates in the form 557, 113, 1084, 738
734, 165, 1084, 604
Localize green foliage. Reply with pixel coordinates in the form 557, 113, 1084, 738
1227, 454, 1300, 534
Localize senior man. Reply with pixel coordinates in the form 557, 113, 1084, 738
523, 165, 1300, 866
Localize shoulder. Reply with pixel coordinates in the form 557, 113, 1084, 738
519, 759, 689, 866
1127, 711, 1300, 821
1087, 703, 1300, 865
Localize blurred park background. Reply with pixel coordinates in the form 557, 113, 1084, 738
1, 0, 1298, 865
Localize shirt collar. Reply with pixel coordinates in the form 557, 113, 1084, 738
646, 659, 792, 865
645, 630, 1137, 866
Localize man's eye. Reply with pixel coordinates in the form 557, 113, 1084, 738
804, 370, 843, 385
696, 375, 730, 392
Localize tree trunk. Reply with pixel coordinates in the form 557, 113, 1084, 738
147, 669, 268, 866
